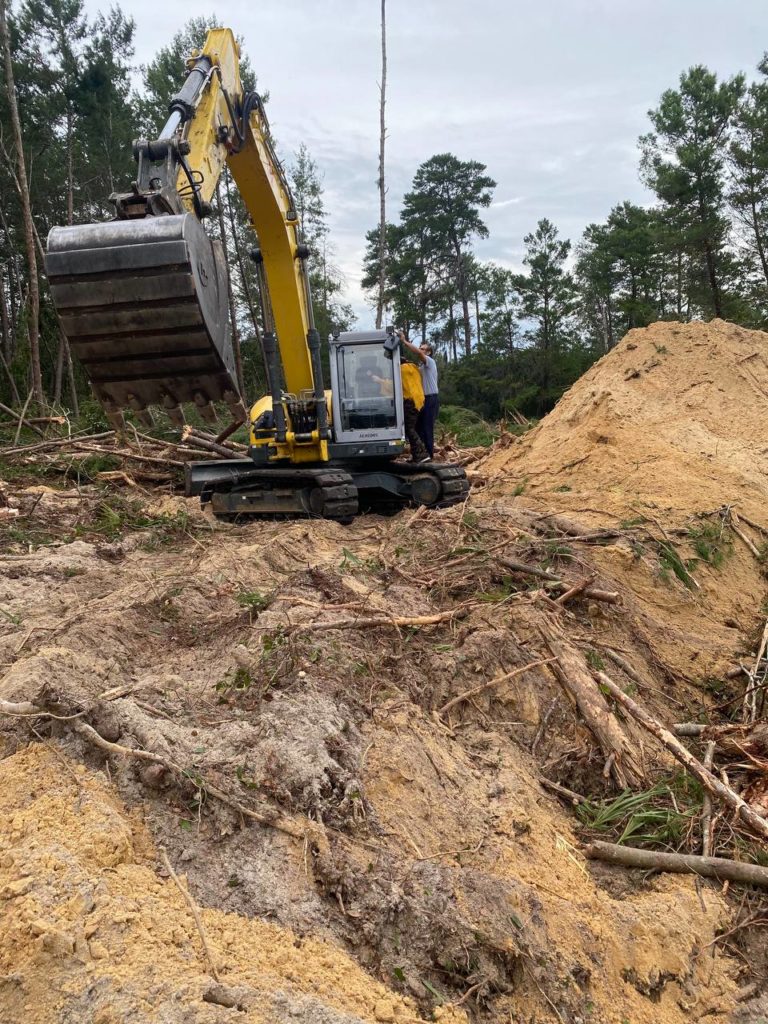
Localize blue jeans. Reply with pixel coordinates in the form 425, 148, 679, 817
417, 393, 439, 458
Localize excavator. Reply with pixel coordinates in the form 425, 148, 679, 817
44, 27, 469, 520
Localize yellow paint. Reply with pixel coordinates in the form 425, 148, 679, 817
179, 28, 325, 463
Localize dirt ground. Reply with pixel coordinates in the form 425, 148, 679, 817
2, 319, 768, 1023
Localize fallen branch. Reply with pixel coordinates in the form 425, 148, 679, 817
439, 658, 556, 716
72, 720, 318, 844
1, 430, 115, 455
289, 608, 467, 634
181, 426, 249, 460
584, 840, 768, 889
596, 672, 768, 841
0, 397, 44, 438
540, 623, 644, 789
702, 740, 716, 857
539, 777, 586, 805
672, 723, 706, 737
161, 848, 220, 981
497, 557, 620, 604
556, 575, 597, 606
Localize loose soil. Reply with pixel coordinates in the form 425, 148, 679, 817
2, 318, 768, 1023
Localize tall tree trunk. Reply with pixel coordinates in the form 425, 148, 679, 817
0, 0, 43, 404
375, 0, 387, 329
702, 239, 722, 317
53, 334, 64, 405
0, 270, 9, 359
217, 184, 245, 397
750, 198, 768, 289
474, 284, 481, 347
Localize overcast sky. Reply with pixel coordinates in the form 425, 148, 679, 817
84, 0, 768, 323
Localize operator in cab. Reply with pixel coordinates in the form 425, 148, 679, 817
367, 356, 429, 463
398, 330, 439, 459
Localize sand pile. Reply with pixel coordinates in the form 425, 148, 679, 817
478, 319, 768, 681
0, 502, 745, 1023
483, 319, 768, 523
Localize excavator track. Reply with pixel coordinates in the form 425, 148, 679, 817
198, 467, 359, 520
187, 459, 469, 520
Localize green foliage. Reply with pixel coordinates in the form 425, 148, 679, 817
585, 649, 605, 671
657, 540, 698, 589
577, 780, 700, 848
235, 590, 271, 613
686, 520, 733, 568
437, 405, 496, 447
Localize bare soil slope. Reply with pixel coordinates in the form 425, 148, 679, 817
3, 318, 768, 1023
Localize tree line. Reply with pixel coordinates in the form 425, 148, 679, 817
363, 63, 768, 418
0, 6, 350, 416
1, 2, 767, 422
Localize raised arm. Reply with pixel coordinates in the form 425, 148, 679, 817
397, 329, 427, 362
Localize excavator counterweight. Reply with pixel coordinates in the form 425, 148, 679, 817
46, 213, 240, 426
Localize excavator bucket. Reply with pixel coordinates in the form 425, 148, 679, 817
45, 214, 242, 427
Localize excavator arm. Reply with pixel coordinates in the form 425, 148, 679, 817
46, 27, 328, 459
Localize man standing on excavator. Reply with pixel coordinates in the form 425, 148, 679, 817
398, 330, 439, 460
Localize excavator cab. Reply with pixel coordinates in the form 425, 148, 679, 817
329, 330, 404, 443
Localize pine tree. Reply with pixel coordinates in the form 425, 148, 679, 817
641, 66, 745, 318
400, 154, 495, 356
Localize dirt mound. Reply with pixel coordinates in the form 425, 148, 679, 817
0, 503, 745, 1023
483, 318, 768, 523
478, 319, 768, 681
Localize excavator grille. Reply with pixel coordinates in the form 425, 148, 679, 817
45, 214, 240, 424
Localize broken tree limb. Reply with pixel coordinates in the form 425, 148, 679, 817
540, 622, 645, 789
72, 720, 320, 846
556, 575, 597, 606
730, 510, 762, 559
161, 848, 220, 981
595, 672, 768, 841
1, 430, 115, 455
0, 398, 44, 437
181, 426, 249, 460
672, 723, 707, 737
584, 840, 768, 889
288, 608, 467, 634
439, 657, 556, 717
497, 557, 620, 604
702, 740, 716, 858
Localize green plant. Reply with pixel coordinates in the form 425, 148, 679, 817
236, 589, 271, 613
653, 343, 669, 354
686, 520, 733, 568
437, 405, 497, 447
215, 667, 254, 700
577, 781, 699, 848
512, 478, 527, 497
585, 649, 605, 671
657, 540, 697, 590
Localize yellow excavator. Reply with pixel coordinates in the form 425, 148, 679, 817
45, 27, 468, 519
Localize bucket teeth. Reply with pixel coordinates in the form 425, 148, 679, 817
45, 213, 241, 425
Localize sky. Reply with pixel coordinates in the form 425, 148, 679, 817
84, 0, 768, 324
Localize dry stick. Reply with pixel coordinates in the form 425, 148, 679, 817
539, 777, 586, 805
2, 430, 114, 455
0, 398, 44, 438
595, 672, 768, 841
289, 608, 467, 634
702, 740, 716, 858
737, 512, 768, 536
73, 720, 315, 844
75, 444, 184, 469
730, 512, 761, 559
541, 623, 645, 790
497, 557, 620, 604
746, 618, 768, 724
439, 658, 556, 717
673, 723, 707, 737
180, 429, 249, 461
160, 848, 220, 981
555, 574, 596, 606
584, 840, 768, 889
